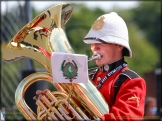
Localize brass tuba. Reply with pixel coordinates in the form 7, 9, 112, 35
2, 3, 109, 120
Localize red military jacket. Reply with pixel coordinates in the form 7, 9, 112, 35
91, 58, 146, 121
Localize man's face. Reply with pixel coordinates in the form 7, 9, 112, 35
91, 43, 122, 67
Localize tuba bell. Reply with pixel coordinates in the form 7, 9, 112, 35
2, 3, 109, 120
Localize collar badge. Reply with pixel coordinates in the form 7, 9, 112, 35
104, 65, 109, 72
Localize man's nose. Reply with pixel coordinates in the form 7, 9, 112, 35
91, 43, 100, 51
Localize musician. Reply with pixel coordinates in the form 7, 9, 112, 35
83, 12, 146, 121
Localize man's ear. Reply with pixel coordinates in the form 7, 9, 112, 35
117, 45, 124, 51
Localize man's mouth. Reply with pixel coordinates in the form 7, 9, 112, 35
95, 53, 103, 60
98, 53, 103, 58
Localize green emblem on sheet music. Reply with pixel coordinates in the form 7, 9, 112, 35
61, 58, 78, 82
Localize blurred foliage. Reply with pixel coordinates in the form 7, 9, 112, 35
125, 23, 160, 76
131, 1, 161, 55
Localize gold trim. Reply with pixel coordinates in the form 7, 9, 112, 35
128, 94, 140, 107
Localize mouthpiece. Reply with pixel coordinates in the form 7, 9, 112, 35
88, 53, 101, 62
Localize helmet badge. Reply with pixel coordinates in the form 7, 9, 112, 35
92, 16, 105, 30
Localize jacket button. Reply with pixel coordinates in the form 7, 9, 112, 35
97, 77, 102, 81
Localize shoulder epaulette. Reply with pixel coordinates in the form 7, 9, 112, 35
113, 69, 140, 102
120, 69, 140, 79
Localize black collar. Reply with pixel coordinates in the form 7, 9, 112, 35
99, 58, 127, 72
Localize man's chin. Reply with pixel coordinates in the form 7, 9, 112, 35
96, 61, 103, 67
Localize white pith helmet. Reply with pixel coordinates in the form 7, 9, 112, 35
83, 12, 132, 58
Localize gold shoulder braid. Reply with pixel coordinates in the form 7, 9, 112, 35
92, 16, 105, 30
